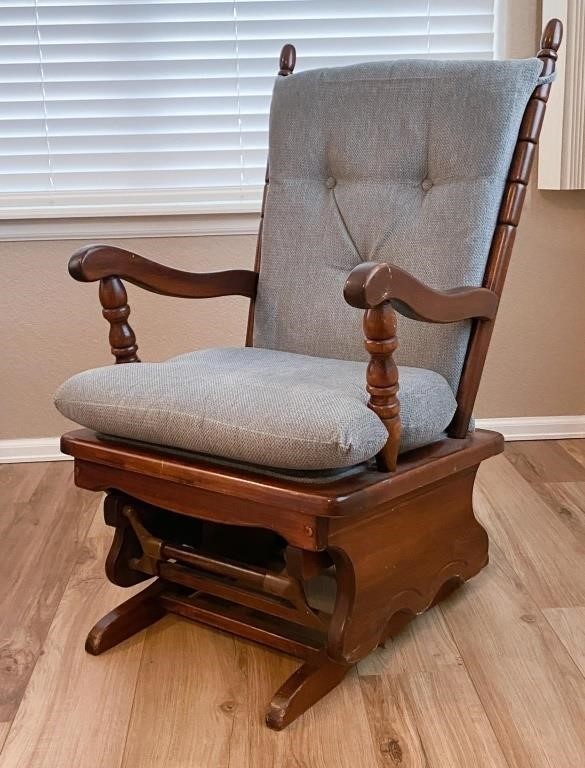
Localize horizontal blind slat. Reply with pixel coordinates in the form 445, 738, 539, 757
0, 0, 495, 215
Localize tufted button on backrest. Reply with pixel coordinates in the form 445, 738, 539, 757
253, 58, 542, 393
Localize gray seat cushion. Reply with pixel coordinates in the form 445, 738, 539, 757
54, 347, 457, 471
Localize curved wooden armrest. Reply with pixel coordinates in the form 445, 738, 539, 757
344, 262, 498, 323
69, 244, 258, 365
342, 261, 498, 473
69, 244, 258, 300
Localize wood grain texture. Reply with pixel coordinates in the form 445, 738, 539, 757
504, 440, 585, 483
326, 466, 488, 663
475, 454, 585, 608
440, 544, 585, 768
59, 424, 499, 727
98, 275, 140, 363
232, 645, 379, 768
0, 726, 9, 755
0, 463, 99, 723
61, 427, 502, 517
533, 482, 585, 539
120, 618, 243, 768
362, 300, 400, 471
69, 244, 258, 300
543, 608, 585, 678
1, 441, 585, 765
358, 610, 509, 768
0, 508, 146, 768
503, 441, 585, 539
344, 260, 499, 321
560, 439, 585, 468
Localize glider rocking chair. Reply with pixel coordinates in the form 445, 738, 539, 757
56, 20, 562, 730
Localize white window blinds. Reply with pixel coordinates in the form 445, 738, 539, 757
1, 1, 495, 218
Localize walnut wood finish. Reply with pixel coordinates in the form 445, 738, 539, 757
85, 580, 166, 656
62, 428, 501, 518
70, 244, 258, 300
159, 590, 325, 662
278, 43, 297, 77
59, 28, 561, 731
326, 466, 487, 663
98, 277, 140, 363
363, 302, 401, 471
450, 18, 563, 436
266, 652, 349, 730
63, 424, 499, 729
103, 493, 151, 586
68, 428, 497, 727
70, 244, 258, 363
344, 261, 499, 322
344, 259, 500, 472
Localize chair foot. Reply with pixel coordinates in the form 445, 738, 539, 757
265, 652, 350, 730
85, 580, 167, 655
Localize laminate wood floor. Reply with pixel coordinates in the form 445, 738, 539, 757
0, 441, 584, 768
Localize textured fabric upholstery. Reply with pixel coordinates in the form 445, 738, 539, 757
54, 347, 457, 471
253, 58, 542, 392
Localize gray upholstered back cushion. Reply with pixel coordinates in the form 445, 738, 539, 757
253, 58, 542, 392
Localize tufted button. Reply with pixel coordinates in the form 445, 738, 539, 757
325, 176, 337, 189
421, 178, 433, 191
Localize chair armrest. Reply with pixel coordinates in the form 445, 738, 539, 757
342, 262, 498, 472
344, 261, 498, 322
69, 244, 258, 300
69, 244, 258, 365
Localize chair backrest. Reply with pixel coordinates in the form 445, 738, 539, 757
252, 56, 543, 395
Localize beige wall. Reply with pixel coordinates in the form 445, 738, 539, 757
1, 235, 256, 439
1, 1, 584, 440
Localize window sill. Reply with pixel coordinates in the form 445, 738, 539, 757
0, 210, 261, 242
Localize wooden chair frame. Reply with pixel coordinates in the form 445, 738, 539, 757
61, 20, 562, 730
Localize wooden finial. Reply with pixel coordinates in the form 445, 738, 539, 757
279, 44, 296, 76
539, 18, 563, 58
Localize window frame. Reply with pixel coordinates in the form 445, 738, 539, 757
1, 0, 499, 241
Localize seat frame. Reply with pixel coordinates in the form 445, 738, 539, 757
60, 20, 561, 730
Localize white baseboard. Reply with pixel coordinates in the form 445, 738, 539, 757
475, 416, 585, 441
1, 417, 584, 463
0, 437, 72, 464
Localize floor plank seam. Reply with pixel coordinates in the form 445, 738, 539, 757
0, 487, 103, 732
540, 609, 585, 680
226, 636, 242, 768
117, 622, 151, 768
2, 442, 585, 766
354, 667, 392, 767
437, 600, 514, 768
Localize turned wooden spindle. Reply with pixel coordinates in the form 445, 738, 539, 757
449, 17, 563, 437
99, 276, 140, 363
246, 43, 296, 345
364, 302, 400, 472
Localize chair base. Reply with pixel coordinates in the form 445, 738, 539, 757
84, 573, 466, 731
64, 428, 501, 729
